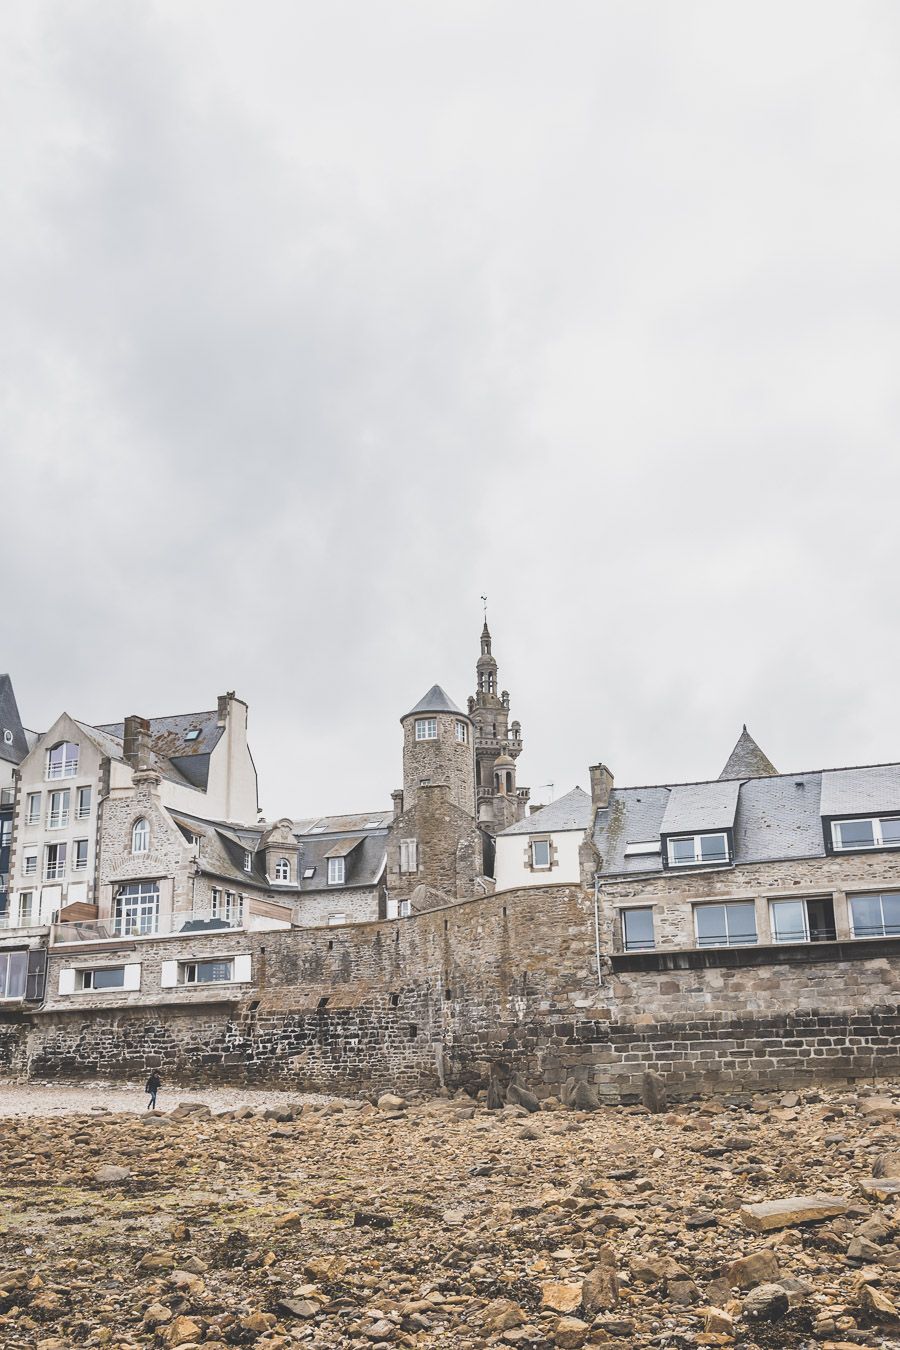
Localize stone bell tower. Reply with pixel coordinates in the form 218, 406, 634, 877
467, 615, 529, 833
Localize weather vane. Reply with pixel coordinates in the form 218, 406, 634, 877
481, 593, 488, 619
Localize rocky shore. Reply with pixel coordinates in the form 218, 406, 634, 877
1, 1081, 899, 1348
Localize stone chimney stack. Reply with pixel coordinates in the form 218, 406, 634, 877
217, 692, 236, 727
589, 763, 614, 810
392, 789, 404, 819
123, 715, 151, 770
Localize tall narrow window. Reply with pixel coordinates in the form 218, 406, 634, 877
455, 720, 468, 744
18, 892, 34, 925
25, 793, 41, 825
73, 840, 89, 871
327, 857, 345, 885
45, 842, 67, 880
132, 818, 150, 854
622, 907, 655, 951
274, 858, 290, 882
76, 786, 92, 819
399, 839, 417, 874
530, 838, 551, 869
48, 790, 70, 829
243, 850, 253, 872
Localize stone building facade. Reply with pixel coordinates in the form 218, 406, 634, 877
467, 622, 530, 832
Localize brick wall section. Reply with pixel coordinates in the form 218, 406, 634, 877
24, 877, 900, 1098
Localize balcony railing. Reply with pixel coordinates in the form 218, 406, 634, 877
46, 761, 78, 780
48, 812, 69, 830
52, 909, 246, 945
44, 862, 66, 880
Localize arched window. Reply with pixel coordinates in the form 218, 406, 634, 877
47, 741, 79, 779
274, 858, 290, 882
132, 818, 150, 854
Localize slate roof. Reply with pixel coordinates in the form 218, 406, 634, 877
0, 675, 28, 766
403, 685, 464, 719
594, 762, 900, 877
660, 779, 742, 835
500, 787, 593, 836
719, 726, 778, 779
95, 710, 223, 791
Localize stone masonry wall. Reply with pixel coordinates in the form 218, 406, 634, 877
22, 874, 900, 1099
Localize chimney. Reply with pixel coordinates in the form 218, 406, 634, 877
123, 715, 151, 770
589, 763, 614, 810
392, 789, 404, 819
217, 691, 236, 727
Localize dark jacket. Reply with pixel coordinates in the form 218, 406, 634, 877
145, 1073, 161, 1093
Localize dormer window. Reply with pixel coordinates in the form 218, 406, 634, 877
832, 817, 900, 851
243, 850, 252, 872
274, 858, 291, 883
415, 718, 437, 741
327, 857, 345, 885
46, 742, 79, 780
666, 832, 729, 867
131, 818, 150, 854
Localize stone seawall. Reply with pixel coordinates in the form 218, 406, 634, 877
19, 882, 900, 1098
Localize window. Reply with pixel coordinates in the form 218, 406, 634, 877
303, 867, 316, 879
25, 793, 41, 825
0, 818, 10, 849
114, 882, 160, 936
455, 720, 468, 744
79, 967, 126, 991
399, 839, 417, 874
44, 842, 67, 879
327, 857, 345, 885
770, 896, 836, 944
623, 907, 655, 951
17, 892, 34, 925
624, 841, 661, 857
694, 901, 757, 948
399, 899, 411, 918
328, 913, 346, 927
131, 818, 150, 854
48, 790, 70, 829
23, 852, 37, 877
415, 718, 437, 741
243, 850, 253, 872
849, 893, 900, 940
184, 729, 201, 742
73, 840, 89, 871
46, 742, 79, 779
182, 959, 234, 984
531, 838, 551, 869
76, 787, 91, 820
0, 951, 27, 1000
832, 817, 900, 851
667, 833, 729, 867
274, 858, 290, 882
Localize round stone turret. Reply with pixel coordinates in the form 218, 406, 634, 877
401, 685, 475, 814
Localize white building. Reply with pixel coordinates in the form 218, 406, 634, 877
493, 786, 593, 891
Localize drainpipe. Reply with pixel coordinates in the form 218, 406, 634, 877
593, 871, 603, 989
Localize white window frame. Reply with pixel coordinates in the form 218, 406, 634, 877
73, 839, 89, 871
0, 950, 28, 1000
23, 852, 37, 877
769, 895, 836, 945
327, 856, 345, 885
25, 793, 41, 826
455, 720, 468, 744
79, 966, 127, 991
399, 838, 417, 874
415, 718, 437, 741
274, 858, 291, 883
848, 892, 900, 940
622, 905, 655, 951
44, 842, 67, 880
131, 818, 150, 854
243, 850, 252, 872
530, 838, 552, 869
47, 790, 70, 830
76, 786, 92, 820
693, 901, 758, 949
17, 891, 34, 925
666, 832, 730, 867
181, 958, 235, 985
46, 742, 79, 780
832, 817, 900, 852
114, 881, 160, 936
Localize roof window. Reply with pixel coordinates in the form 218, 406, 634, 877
666, 832, 729, 867
624, 841, 661, 857
184, 730, 201, 742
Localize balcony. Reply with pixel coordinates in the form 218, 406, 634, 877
48, 813, 69, 830
46, 761, 78, 781
0, 788, 14, 807
52, 909, 246, 946
44, 862, 66, 881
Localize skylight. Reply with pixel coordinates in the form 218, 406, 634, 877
184, 730, 201, 742
303, 867, 316, 878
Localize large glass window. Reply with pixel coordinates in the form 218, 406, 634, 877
114, 882, 160, 936
0, 951, 27, 999
80, 967, 126, 990
182, 960, 233, 984
849, 893, 900, 940
44, 842, 67, 879
622, 907, 655, 951
694, 901, 757, 947
832, 817, 900, 851
415, 718, 437, 741
667, 833, 729, 866
47, 742, 79, 779
770, 896, 836, 944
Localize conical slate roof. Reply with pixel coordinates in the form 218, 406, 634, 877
403, 685, 464, 719
719, 725, 778, 780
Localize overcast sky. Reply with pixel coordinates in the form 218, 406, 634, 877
3, 2, 900, 817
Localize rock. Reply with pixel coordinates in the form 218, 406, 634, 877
540, 1281, 583, 1314
858, 1284, 899, 1319
239, 1311, 277, 1333
872, 1152, 900, 1178
630, 1255, 689, 1285
703, 1307, 734, 1334
739, 1195, 850, 1231
377, 1093, 407, 1111
581, 1245, 619, 1312
858, 1177, 900, 1202
641, 1071, 668, 1113
163, 1316, 202, 1347
94, 1165, 132, 1184
726, 1248, 781, 1289
506, 1081, 540, 1113
554, 1315, 589, 1348
170, 1101, 212, 1118
568, 1080, 601, 1112
304, 1254, 349, 1281
847, 1236, 883, 1262
137, 1250, 176, 1272
277, 1298, 319, 1318
858, 1095, 900, 1119
482, 1298, 527, 1332
667, 1278, 700, 1305
365, 1320, 396, 1340
273, 1210, 304, 1229
486, 1074, 506, 1111
743, 1282, 790, 1321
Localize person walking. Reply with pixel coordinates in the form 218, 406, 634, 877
145, 1070, 161, 1110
